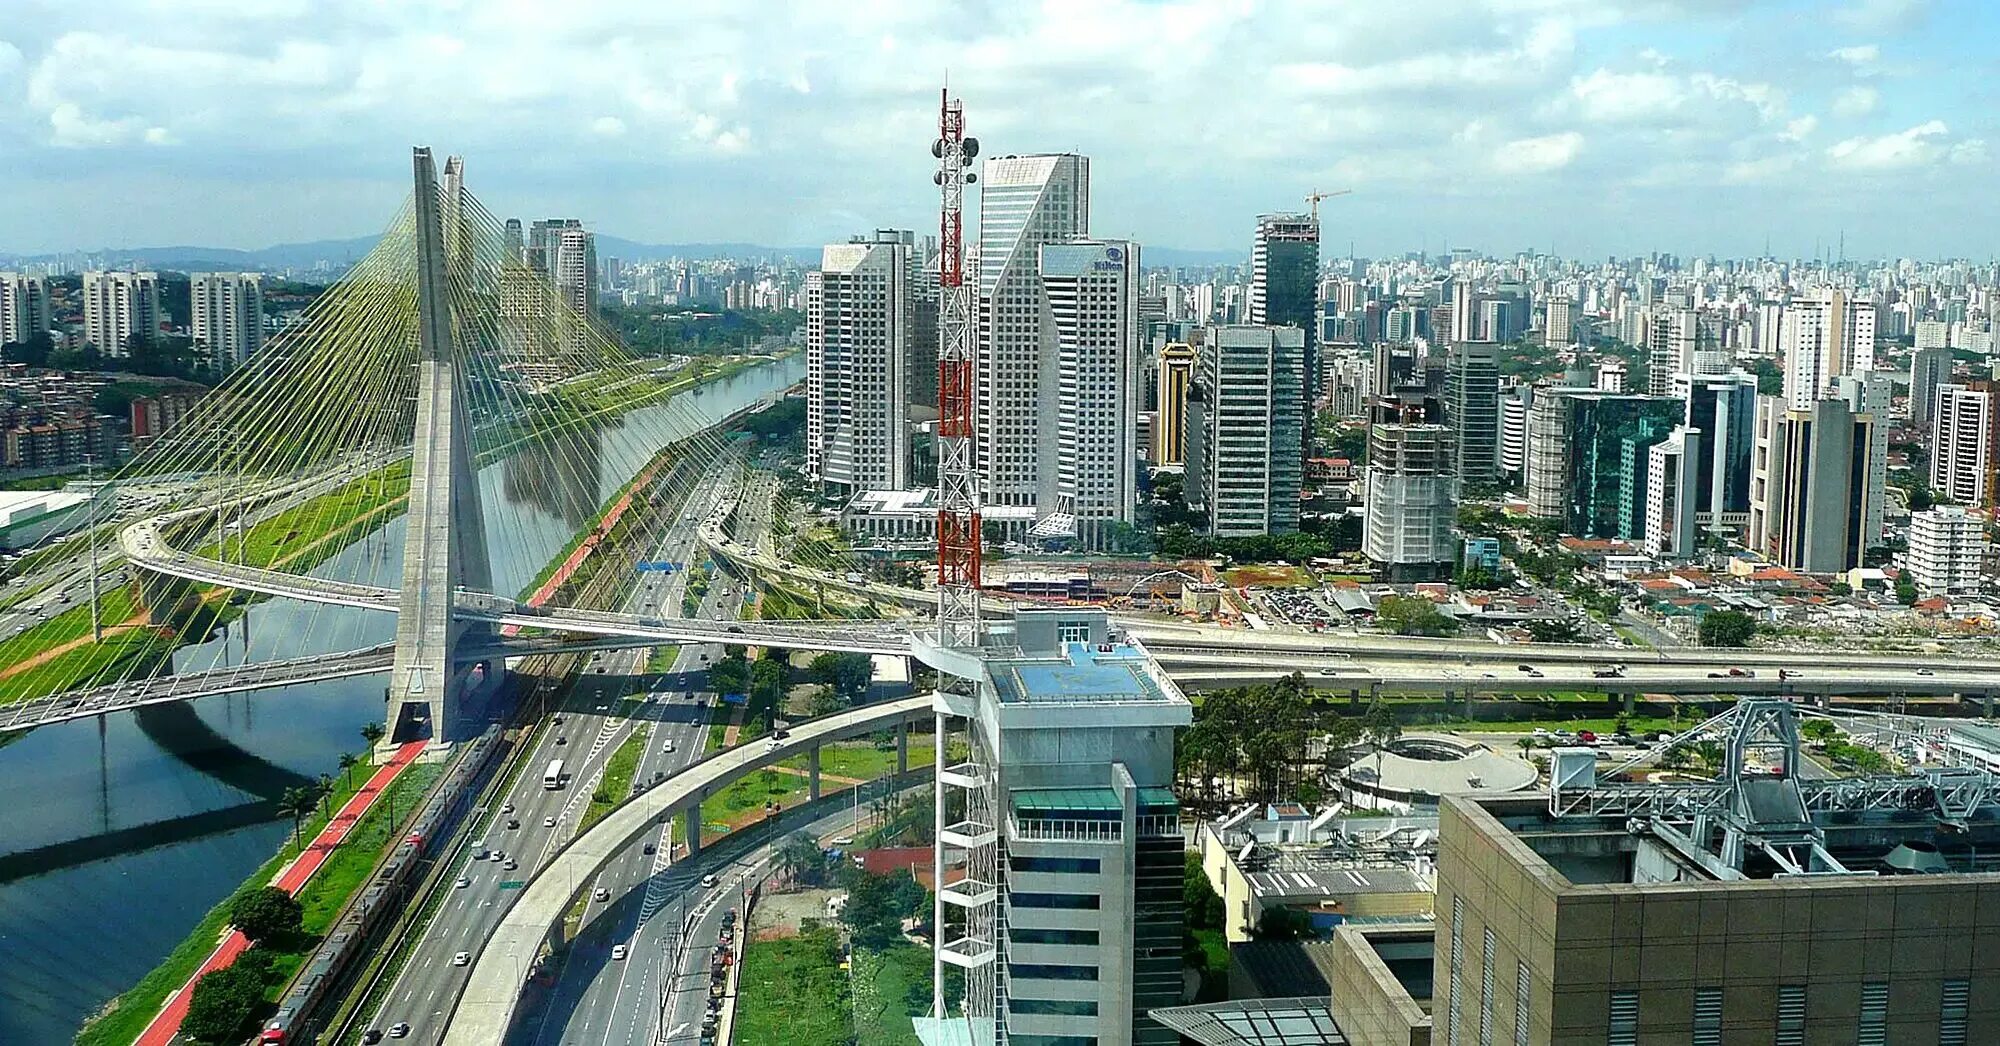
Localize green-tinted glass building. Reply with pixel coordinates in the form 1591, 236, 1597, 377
1561, 393, 1684, 539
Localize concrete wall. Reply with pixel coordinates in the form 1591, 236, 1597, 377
1329, 926, 1434, 1046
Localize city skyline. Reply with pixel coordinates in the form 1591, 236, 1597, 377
2, 0, 1996, 259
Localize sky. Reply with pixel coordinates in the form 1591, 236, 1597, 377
1, 0, 1995, 261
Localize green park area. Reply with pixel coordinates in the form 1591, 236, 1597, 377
735, 923, 851, 1046
581, 729, 650, 831
78, 754, 441, 1046
850, 943, 931, 1045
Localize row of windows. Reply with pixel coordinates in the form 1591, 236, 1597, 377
1009, 963, 1098, 982
1011, 998, 1099, 1017
1011, 927, 1100, 946
1012, 892, 1099, 910
1010, 856, 1100, 874
1590, 980, 1969, 1046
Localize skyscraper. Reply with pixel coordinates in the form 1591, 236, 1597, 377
527, 218, 597, 319
975, 153, 1089, 515
1186, 325, 1305, 536
805, 231, 912, 494
1643, 427, 1700, 559
1672, 370, 1759, 533
1559, 393, 1683, 540
1444, 341, 1500, 485
1646, 307, 1696, 396
82, 271, 161, 357
1781, 292, 1876, 410
0, 273, 51, 347
1832, 371, 1891, 546
1364, 422, 1457, 580
1544, 297, 1574, 345
1751, 395, 1879, 573
1249, 213, 1319, 410
189, 272, 264, 372
1153, 341, 1197, 467
1039, 240, 1141, 546
1931, 383, 1994, 507
1910, 343, 1952, 427
1498, 385, 1533, 481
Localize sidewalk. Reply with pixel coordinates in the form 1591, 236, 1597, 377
133, 740, 428, 1046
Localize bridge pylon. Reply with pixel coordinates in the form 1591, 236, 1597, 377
387, 147, 497, 744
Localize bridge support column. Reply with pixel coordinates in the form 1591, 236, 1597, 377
895, 721, 909, 774
386, 148, 494, 745
1623, 691, 1636, 715
682, 805, 701, 857
1984, 693, 1994, 719
808, 746, 822, 802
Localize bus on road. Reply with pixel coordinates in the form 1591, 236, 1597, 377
544, 758, 565, 790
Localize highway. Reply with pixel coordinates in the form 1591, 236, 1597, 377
361, 460, 749, 1045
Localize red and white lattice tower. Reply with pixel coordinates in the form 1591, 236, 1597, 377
934, 87, 981, 649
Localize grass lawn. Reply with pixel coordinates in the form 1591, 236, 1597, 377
1455, 714, 1688, 735
76, 750, 430, 1046
0, 587, 178, 705
582, 728, 650, 831
705, 769, 810, 830
735, 925, 851, 1046
776, 738, 936, 782
1223, 565, 1313, 588
850, 943, 931, 1046
1191, 928, 1231, 974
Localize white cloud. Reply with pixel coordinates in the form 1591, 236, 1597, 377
1835, 0, 1930, 31
1780, 115, 1818, 141
1832, 86, 1879, 117
1493, 132, 1583, 174
590, 116, 627, 137
1723, 155, 1796, 184
1566, 67, 1784, 125
1826, 119, 1953, 169
1828, 44, 1880, 67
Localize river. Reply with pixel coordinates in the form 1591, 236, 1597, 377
0, 357, 801, 1044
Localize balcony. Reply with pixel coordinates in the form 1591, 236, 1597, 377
939, 760, 989, 790
938, 876, 998, 909
940, 819, 999, 850
938, 935, 996, 969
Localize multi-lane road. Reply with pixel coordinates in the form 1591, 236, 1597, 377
363, 459, 757, 1044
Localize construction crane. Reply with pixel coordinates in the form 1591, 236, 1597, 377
1307, 188, 1352, 221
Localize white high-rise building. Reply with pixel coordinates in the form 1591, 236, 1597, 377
1907, 507, 1984, 595
806, 231, 911, 493
1915, 319, 1950, 351
1832, 371, 1892, 546
1781, 292, 1876, 409
1644, 427, 1700, 559
1647, 308, 1697, 396
1185, 325, 1304, 536
975, 153, 1089, 515
553, 225, 598, 319
1499, 385, 1533, 479
1039, 240, 1140, 546
1931, 384, 1993, 507
1545, 298, 1574, 345
1363, 423, 1457, 580
190, 273, 264, 372
82, 271, 161, 357
0, 273, 52, 347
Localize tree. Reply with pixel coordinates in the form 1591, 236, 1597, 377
1697, 610, 1758, 648
1375, 595, 1459, 637
840, 867, 929, 949
1896, 576, 1919, 606
180, 963, 265, 1044
229, 886, 303, 944
1184, 852, 1224, 930
1525, 616, 1584, 644
1254, 906, 1315, 940
276, 785, 321, 847
809, 652, 875, 706
1800, 719, 1838, 744
707, 649, 750, 695
777, 831, 830, 887
360, 721, 386, 747
338, 752, 360, 789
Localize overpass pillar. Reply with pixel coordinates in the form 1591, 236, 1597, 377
1623, 691, 1636, 715
386, 147, 495, 745
808, 746, 822, 802
1984, 693, 1994, 719
895, 720, 909, 774
682, 805, 702, 857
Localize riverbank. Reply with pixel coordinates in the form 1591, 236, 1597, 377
76, 746, 438, 1046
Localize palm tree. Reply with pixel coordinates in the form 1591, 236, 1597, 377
318, 773, 334, 818
276, 787, 316, 849
360, 721, 386, 748
338, 752, 359, 789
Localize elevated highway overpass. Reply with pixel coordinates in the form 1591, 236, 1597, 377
441, 693, 932, 1046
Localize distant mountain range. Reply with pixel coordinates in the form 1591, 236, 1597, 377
2, 234, 1244, 273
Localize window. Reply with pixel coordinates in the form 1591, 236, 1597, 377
1012, 893, 1099, 910
1012, 998, 1099, 1017
1009, 1037, 1096, 1046
1858, 982, 1887, 1046
1009, 963, 1098, 982
1941, 979, 1969, 1046
1011, 856, 1101, 875
1479, 929, 1496, 1046
1607, 989, 1638, 1046
1693, 987, 1722, 1046
1774, 985, 1805, 1046
1513, 962, 1531, 1046
1447, 896, 1464, 1046
1011, 927, 1098, 946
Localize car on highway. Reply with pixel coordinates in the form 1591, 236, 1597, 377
452, 951, 470, 966
662, 740, 677, 753
489, 850, 504, 862
1918, 668, 1936, 676
643, 843, 657, 855
362, 1031, 383, 1044
544, 815, 556, 828
701, 873, 718, 888
611, 943, 628, 960
388, 1023, 410, 1039
594, 887, 611, 902
501, 802, 514, 814
555, 736, 567, 745
506, 818, 520, 830
455, 876, 471, 889
503, 858, 518, 870
1517, 664, 1535, 672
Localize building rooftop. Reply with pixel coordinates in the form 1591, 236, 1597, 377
991, 640, 1174, 706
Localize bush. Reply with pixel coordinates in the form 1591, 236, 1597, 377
1697, 610, 1758, 648
228, 886, 302, 944
1184, 853, 1223, 930
180, 964, 265, 1044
